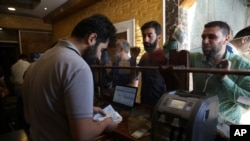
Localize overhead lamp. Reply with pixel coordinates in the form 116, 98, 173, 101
180, 0, 196, 9
8, 7, 16, 11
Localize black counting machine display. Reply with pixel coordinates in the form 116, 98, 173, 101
152, 90, 219, 141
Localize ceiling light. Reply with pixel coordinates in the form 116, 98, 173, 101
44, 7, 47, 10
8, 7, 16, 11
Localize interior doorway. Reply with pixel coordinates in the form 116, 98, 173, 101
0, 42, 20, 96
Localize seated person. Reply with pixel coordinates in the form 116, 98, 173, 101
105, 39, 139, 95
189, 21, 250, 137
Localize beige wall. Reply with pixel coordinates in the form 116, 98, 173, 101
52, 0, 163, 56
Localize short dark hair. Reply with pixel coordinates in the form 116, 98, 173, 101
141, 21, 162, 35
234, 26, 250, 39
204, 21, 230, 36
71, 14, 117, 47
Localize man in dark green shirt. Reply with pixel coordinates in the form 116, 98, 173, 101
190, 21, 250, 124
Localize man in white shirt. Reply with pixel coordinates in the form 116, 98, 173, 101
11, 54, 31, 132
11, 54, 30, 87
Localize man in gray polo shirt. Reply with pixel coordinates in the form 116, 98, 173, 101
22, 14, 118, 141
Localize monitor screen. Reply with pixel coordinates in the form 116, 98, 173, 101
112, 85, 137, 107
169, 99, 186, 110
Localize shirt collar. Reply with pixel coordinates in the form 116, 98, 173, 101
58, 39, 81, 56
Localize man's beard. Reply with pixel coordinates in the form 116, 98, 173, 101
82, 44, 99, 66
143, 39, 158, 53
202, 47, 216, 59
202, 42, 223, 59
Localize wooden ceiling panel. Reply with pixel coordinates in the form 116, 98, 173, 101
43, 0, 101, 23
0, 0, 41, 9
0, 0, 100, 23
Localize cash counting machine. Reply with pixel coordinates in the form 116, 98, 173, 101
152, 90, 219, 141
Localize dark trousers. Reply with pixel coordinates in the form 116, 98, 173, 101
15, 85, 30, 135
